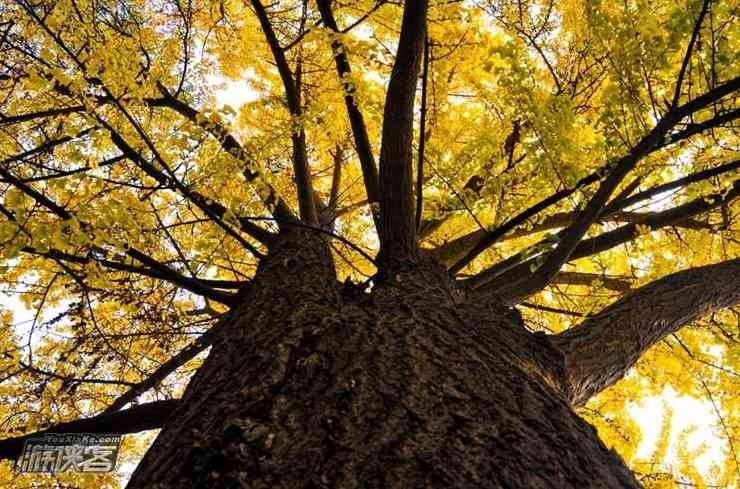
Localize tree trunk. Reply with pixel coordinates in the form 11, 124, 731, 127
126, 234, 641, 488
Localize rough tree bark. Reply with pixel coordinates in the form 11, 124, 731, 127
553, 259, 740, 407
125, 230, 645, 488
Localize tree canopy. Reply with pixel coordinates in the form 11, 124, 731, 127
0, 0, 738, 487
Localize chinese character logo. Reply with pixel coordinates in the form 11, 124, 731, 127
17, 433, 121, 473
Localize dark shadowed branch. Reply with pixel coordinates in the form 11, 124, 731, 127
671, 0, 711, 108
11, 356, 136, 387
0, 105, 86, 126
321, 145, 345, 228
551, 272, 632, 292
250, 0, 319, 224
429, 197, 727, 267
415, 33, 430, 231
377, 0, 428, 268
21, 247, 237, 305
316, 0, 381, 228
0, 400, 178, 461
477, 178, 740, 303
605, 158, 740, 213
103, 313, 228, 413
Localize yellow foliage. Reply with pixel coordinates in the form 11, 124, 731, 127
0, 0, 737, 486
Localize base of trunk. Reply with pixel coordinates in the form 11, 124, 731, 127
127, 250, 640, 488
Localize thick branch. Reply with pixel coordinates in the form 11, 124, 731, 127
438, 136, 738, 261
481, 178, 740, 302
0, 400, 178, 461
552, 258, 740, 406
320, 145, 344, 228
527, 118, 681, 293
448, 165, 617, 274
125, 248, 239, 305
250, 0, 319, 224
605, 158, 740, 213
316, 0, 381, 226
377, 0, 428, 268
655, 108, 740, 151
430, 199, 723, 268
415, 34, 430, 231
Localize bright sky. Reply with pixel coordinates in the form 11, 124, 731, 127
211, 75, 260, 109
631, 390, 726, 478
